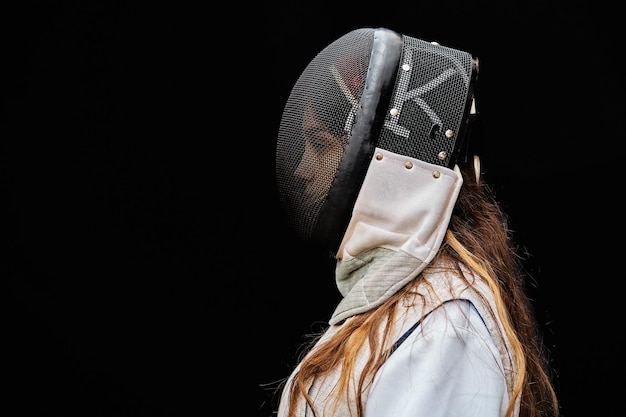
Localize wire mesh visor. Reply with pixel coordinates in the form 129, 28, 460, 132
276, 27, 477, 254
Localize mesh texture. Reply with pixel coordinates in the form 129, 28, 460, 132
378, 36, 472, 166
276, 29, 374, 240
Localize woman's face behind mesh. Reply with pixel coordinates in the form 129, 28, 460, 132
295, 105, 345, 209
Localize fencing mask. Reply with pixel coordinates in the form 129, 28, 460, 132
275, 27, 479, 261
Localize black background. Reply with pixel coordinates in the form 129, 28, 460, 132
2, 1, 623, 416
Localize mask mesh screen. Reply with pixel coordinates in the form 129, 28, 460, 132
275, 29, 374, 241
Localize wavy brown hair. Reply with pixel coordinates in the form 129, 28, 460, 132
281, 162, 559, 417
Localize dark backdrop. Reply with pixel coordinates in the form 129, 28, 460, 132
2, 1, 622, 416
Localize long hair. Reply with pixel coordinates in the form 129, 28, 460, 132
281, 162, 559, 417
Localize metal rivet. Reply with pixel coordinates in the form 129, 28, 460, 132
405, 161, 413, 169
402, 64, 411, 71
390, 108, 399, 116
433, 170, 441, 178
375, 152, 383, 161
445, 129, 454, 138
438, 151, 447, 160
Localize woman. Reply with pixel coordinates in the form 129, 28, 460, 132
274, 28, 559, 417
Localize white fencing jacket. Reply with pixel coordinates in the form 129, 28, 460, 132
276, 268, 520, 417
